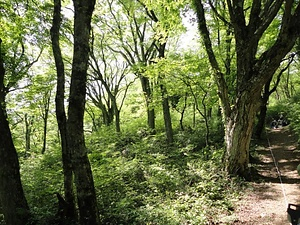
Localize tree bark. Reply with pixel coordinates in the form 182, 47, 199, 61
158, 42, 173, 144
160, 83, 173, 143
41, 91, 51, 154
140, 75, 155, 130
50, 0, 76, 221
255, 103, 267, 139
0, 39, 32, 225
115, 107, 121, 133
68, 0, 100, 224
224, 91, 261, 178
24, 113, 32, 156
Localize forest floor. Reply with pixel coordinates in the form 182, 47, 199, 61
232, 126, 300, 225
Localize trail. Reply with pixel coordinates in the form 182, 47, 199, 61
233, 126, 300, 225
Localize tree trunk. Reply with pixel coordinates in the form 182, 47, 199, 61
224, 91, 260, 178
255, 78, 272, 139
255, 103, 267, 139
115, 108, 121, 133
140, 75, 155, 130
177, 93, 187, 131
50, 0, 76, 221
160, 83, 173, 144
0, 39, 32, 225
158, 40, 173, 143
68, 0, 100, 224
24, 113, 32, 156
41, 91, 51, 154
0, 105, 32, 225
255, 59, 293, 139
90, 98, 113, 126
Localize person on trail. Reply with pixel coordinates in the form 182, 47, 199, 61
278, 114, 284, 128
270, 118, 278, 129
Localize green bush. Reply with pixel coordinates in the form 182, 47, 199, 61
20, 151, 63, 224
89, 129, 240, 225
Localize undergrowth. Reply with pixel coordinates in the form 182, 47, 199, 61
19, 127, 243, 225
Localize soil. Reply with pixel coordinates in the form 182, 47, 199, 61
232, 126, 300, 225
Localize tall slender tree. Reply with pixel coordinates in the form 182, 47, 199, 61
67, 0, 100, 224
51, 0, 100, 224
50, 0, 76, 221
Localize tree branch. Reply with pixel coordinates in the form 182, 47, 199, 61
193, 0, 231, 116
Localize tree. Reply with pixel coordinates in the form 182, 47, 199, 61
255, 55, 295, 138
0, 0, 48, 222
24, 113, 33, 155
67, 0, 100, 224
0, 38, 32, 225
193, 0, 300, 178
51, 0, 101, 223
137, 0, 188, 143
141, 5, 175, 142
40, 89, 52, 154
50, 0, 76, 221
88, 33, 132, 132
94, 0, 159, 130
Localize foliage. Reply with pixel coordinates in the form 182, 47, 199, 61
85, 126, 240, 225
18, 122, 241, 225
280, 93, 300, 141
267, 59, 300, 137
20, 150, 63, 224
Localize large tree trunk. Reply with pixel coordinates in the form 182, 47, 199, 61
224, 91, 260, 178
68, 0, 100, 224
50, 0, 76, 221
0, 103, 32, 225
0, 40, 32, 225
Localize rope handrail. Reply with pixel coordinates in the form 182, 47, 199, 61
265, 128, 288, 207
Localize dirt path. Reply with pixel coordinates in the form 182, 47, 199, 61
233, 126, 300, 225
